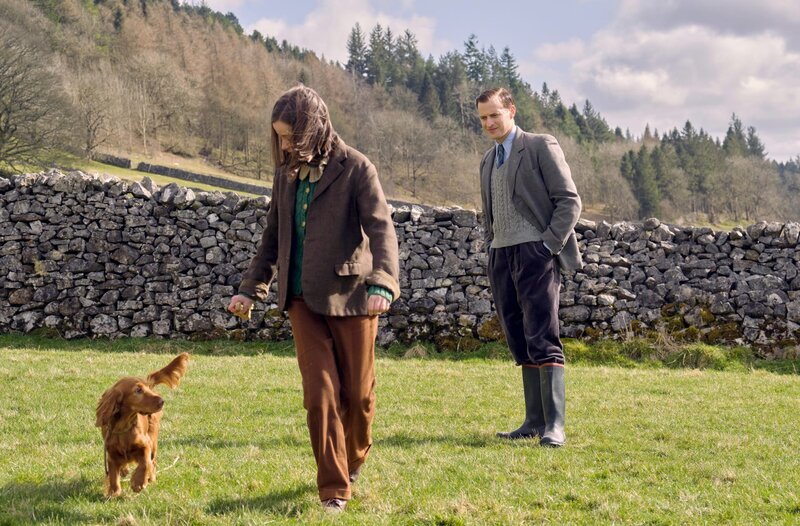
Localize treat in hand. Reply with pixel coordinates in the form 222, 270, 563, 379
233, 301, 252, 320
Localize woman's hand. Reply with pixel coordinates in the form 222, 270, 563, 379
367, 294, 391, 316
228, 295, 254, 320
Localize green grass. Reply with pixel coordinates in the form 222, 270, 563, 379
4, 150, 268, 197
0, 334, 798, 525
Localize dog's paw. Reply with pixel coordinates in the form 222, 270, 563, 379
105, 487, 122, 499
131, 475, 148, 493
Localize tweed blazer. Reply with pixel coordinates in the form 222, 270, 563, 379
239, 140, 400, 316
480, 126, 583, 270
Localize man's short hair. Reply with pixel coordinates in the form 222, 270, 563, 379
475, 87, 515, 109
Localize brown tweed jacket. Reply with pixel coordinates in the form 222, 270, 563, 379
239, 140, 400, 316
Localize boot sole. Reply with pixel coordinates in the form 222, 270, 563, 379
496, 432, 538, 440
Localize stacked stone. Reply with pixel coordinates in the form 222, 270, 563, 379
1, 170, 799, 357
566, 217, 800, 350
384, 204, 492, 347
0, 170, 290, 341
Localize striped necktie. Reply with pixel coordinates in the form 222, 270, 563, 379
496, 144, 505, 168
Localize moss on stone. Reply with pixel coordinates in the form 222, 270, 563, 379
582, 326, 603, 341
701, 322, 741, 344
675, 326, 700, 342
477, 315, 505, 341
700, 308, 716, 324
434, 334, 482, 353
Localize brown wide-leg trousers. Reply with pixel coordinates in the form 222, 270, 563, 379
287, 298, 378, 501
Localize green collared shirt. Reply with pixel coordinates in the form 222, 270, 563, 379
289, 176, 316, 298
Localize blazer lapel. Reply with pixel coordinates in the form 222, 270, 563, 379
311, 143, 347, 202
279, 173, 297, 241
481, 150, 495, 223
506, 126, 524, 196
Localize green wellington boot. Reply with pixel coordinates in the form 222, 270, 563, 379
497, 366, 545, 439
539, 365, 566, 447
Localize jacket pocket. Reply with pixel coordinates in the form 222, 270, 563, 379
334, 262, 366, 276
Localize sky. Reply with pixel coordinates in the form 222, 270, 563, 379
203, 0, 800, 162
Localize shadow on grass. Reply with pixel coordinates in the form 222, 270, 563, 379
0, 332, 297, 358
163, 435, 308, 449
753, 360, 800, 375
3, 333, 798, 376
0, 476, 100, 524
206, 483, 316, 516
377, 431, 494, 449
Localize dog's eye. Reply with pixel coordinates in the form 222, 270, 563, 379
135, 386, 143, 394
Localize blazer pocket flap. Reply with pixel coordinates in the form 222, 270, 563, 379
334, 262, 366, 276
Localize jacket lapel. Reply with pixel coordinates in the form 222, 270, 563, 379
506, 126, 524, 196
311, 142, 347, 202
279, 171, 297, 241
481, 151, 494, 219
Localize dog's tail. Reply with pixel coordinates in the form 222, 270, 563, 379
146, 352, 189, 389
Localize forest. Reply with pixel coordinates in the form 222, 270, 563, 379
1, 0, 799, 223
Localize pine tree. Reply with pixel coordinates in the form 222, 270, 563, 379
722, 113, 747, 157
433, 51, 469, 125
383, 26, 399, 87
500, 47, 520, 90
651, 143, 679, 201
643, 124, 653, 142
419, 70, 440, 116
746, 126, 766, 159
366, 24, 388, 86
463, 34, 487, 84
397, 29, 423, 92
537, 83, 557, 129
569, 103, 591, 142
345, 23, 368, 79
634, 146, 660, 218
582, 100, 613, 142
620, 150, 636, 184
556, 103, 581, 139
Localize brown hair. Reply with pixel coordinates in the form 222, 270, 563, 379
475, 87, 515, 109
271, 85, 339, 175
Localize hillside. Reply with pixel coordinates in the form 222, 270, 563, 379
1, 0, 798, 222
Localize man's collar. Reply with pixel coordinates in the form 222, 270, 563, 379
496, 125, 517, 152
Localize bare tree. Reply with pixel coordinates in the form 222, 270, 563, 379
727, 157, 784, 222
71, 71, 113, 159
0, 22, 67, 170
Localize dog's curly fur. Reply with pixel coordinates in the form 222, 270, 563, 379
95, 353, 189, 497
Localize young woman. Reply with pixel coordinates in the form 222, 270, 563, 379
228, 85, 399, 512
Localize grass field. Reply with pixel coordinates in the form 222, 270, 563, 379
0, 335, 798, 525
3, 151, 270, 197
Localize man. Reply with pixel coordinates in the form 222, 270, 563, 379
476, 87, 582, 447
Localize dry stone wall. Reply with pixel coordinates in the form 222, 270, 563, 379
2, 170, 799, 357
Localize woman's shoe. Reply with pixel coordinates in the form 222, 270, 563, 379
321, 498, 347, 512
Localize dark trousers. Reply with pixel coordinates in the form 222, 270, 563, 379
488, 240, 564, 366
287, 298, 378, 501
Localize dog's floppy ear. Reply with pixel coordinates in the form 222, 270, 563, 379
95, 386, 123, 428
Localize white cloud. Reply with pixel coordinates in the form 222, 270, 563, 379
245, 0, 449, 64
201, 0, 245, 11
535, 38, 586, 62
617, 0, 800, 48
532, 1, 800, 160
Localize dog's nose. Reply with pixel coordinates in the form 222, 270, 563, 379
156, 398, 164, 409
